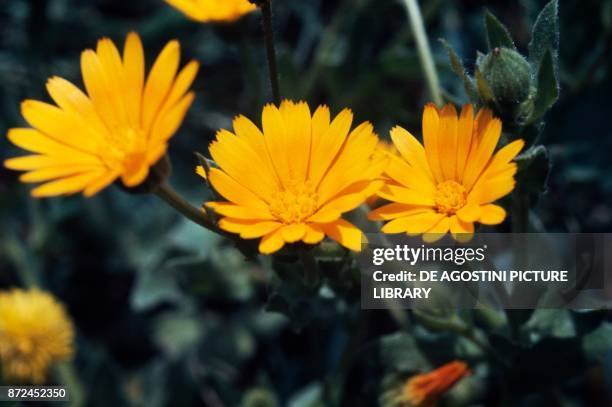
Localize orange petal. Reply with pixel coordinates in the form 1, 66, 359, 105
479, 204, 507, 225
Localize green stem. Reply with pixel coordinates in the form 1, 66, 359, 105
3, 236, 39, 288
55, 363, 85, 407
154, 183, 218, 233
401, 0, 443, 106
260, 0, 281, 105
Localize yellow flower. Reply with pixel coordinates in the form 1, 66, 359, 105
4, 32, 198, 197
398, 361, 470, 406
199, 100, 386, 254
0, 289, 74, 384
165, 0, 257, 22
369, 104, 524, 242
366, 140, 398, 206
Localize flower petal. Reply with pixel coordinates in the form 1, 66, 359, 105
381, 210, 442, 235
320, 219, 363, 251
437, 104, 458, 181
423, 216, 451, 243
208, 168, 268, 210
422, 103, 443, 183
456, 203, 482, 223
479, 204, 507, 225
259, 228, 285, 254
281, 223, 307, 243
449, 215, 474, 242
303, 224, 325, 244
368, 203, 429, 221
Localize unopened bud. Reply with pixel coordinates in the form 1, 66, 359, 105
479, 47, 532, 107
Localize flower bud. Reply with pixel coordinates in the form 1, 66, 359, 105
478, 47, 533, 120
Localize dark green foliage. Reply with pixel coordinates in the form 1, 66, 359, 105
484, 10, 516, 51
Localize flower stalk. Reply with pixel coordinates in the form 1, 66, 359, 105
402, 0, 443, 106
260, 0, 281, 105
154, 182, 217, 232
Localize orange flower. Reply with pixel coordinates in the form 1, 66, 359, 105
370, 104, 524, 242
4, 33, 198, 197
199, 100, 385, 254
164, 0, 257, 22
399, 361, 470, 406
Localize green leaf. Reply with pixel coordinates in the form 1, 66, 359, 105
379, 332, 429, 372
153, 312, 204, 358
439, 39, 478, 102
484, 9, 516, 50
583, 322, 612, 360
528, 0, 559, 70
529, 49, 559, 123
131, 265, 183, 311
515, 145, 550, 196
241, 388, 279, 407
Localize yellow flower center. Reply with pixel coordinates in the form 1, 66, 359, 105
269, 181, 319, 224
101, 127, 147, 169
434, 180, 467, 215
15, 336, 34, 355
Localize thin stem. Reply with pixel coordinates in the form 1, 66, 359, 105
3, 235, 39, 288
55, 362, 85, 407
155, 183, 218, 233
260, 0, 281, 105
402, 0, 443, 106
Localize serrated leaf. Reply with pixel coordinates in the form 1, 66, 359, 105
439, 39, 478, 102
484, 9, 516, 50
528, 0, 559, 70
529, 49, 559, 123
475, 68, 495, 103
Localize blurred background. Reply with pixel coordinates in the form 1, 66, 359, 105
1, 0, 612, 405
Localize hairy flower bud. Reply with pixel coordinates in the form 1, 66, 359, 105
479, 47, 532, 106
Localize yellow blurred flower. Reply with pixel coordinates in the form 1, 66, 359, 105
164, 0, 257, 22
369, 104, 524, 242
4, 32, 198, 197
199, 100, 386, 254
398, 361, 470, 406
0, 289, 74, 384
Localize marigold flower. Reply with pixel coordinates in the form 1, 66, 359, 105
164, 0, 257, 22
199, 100, 386, 254
366, 140, 398, 206
0, 289, 74, 384
369, 104, 524, 242
4, 32, 198, 197
399, 361, 470, 406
